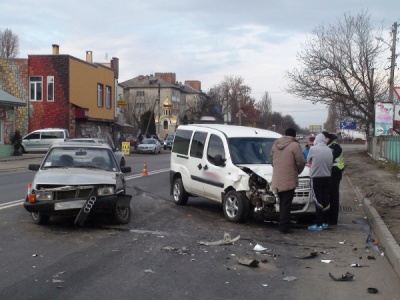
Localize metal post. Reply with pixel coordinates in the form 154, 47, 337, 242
389, 22, 398, 103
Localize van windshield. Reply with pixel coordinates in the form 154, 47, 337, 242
229, 137, 277, 164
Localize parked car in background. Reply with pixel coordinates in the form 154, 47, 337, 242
24, 142, 132, 225
69, 138, 125, 166
21, 128, 69, 153
163, 134, 175, 150
137, 138, 161, 154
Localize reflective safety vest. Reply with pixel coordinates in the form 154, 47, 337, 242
329, 141, 345, 171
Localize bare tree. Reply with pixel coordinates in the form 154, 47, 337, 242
256, 91, 273, 129
124, 91, 156, 130
285, 11, 387, 135
0, 28, 19, 58
184, 93, 222, 122
209, 75, 253, 124
324, 104, 339, 132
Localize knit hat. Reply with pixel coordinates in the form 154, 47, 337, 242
322, 131, 332, 140
285, 128, 296, 137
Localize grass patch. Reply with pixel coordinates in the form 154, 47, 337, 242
377, 160, 400, 173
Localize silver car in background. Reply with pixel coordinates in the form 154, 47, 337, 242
137, 138, 161, 154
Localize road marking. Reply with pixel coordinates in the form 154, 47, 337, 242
0, 199, 24, 210
125, 168, 169, 180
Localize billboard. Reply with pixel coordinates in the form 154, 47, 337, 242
374, 102, 393, 136
340, 120, 356, 130
309, 125, 322, 133
394, 105, 400, 133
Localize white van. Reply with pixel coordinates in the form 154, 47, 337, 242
170, 124, 313, 223
22, 128, 69, 153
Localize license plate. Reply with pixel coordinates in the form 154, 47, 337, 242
54, 200, 86, 210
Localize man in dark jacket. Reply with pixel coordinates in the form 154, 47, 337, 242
271, 128, 305, 233
322, 131, 344, 225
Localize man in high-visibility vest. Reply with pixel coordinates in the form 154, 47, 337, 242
322, 131, 345, 225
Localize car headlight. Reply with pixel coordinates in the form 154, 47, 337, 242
97, 186, 115, 196
35, 191, 53, 201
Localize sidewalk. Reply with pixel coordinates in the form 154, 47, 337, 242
0, 153, 44, 172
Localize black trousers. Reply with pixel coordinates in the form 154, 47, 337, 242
328, 172, 342, 225
278, 189, 295, 231
311, 177, 331, 226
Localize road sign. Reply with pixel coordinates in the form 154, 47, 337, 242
340, 120, 356, 130
121, 142, 130, 155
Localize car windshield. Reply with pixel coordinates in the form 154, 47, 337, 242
142, 139, 155, 144
42, 147, 118, 171
229, 137, 277, 164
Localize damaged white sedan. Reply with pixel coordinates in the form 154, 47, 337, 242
24, 141, 132, 226
170, 124, 313, 223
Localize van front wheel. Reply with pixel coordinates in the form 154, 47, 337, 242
223, 191, 249, 223
172, 178, 188, 205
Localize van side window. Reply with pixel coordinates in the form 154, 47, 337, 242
42, 131, 63, 139
190, 131, 207, 158
173, 130, 192, 155
207, 134, 225, 165
25, 132, 40, 140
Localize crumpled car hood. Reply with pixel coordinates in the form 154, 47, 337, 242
236, 164, 310, 181
33, 168, 117, 186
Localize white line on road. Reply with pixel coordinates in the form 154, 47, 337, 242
0, 199, 24, 210
125, 168, 169, 180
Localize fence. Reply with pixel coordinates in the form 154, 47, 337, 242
367, 136, 400, 164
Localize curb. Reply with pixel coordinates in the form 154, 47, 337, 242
346, 174, 400, 279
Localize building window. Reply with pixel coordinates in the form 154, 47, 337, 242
163, 120, 168, 130
47, 76, 54, 101
106, 86, 112, 108
97, 83, 104, 107
30, 76, 43, 101
136, 91, 145, 97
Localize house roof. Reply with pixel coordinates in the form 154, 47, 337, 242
119, 75, 178, 89
0, 89, 26, 106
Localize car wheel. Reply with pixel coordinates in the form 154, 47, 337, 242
120, 157, 126, 167
31, 212, 50, 225
164, 146, 167, 150
223, 190, 249, 223
112, 206, 131, 224
172, 177, 189, 205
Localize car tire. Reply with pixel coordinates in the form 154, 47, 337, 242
223, 190, 249, 223
112, 206, 131, 224
172, 177, 189, 205
164, 146, 167, 150
120, 157, 126, 167
31, 212, 50, 225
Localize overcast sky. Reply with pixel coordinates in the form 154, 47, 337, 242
2, 0, 399, 128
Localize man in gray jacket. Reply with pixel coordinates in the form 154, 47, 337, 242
271, 128, 305, 233
306, 133, 333, 231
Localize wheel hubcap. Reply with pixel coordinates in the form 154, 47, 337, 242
225, 196, 238, 218
173, 183, 180, 201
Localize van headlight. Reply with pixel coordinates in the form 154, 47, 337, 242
35, 191, 53, 200
97, 186, 114, 196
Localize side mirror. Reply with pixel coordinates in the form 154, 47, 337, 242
29, 164, 40, 171
214, 154, 226, 167
120, 166, 131, 173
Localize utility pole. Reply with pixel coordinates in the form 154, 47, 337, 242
157, 83, 161, 135
388, 22, 398, 103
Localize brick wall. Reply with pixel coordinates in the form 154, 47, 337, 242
28, 55, 70, 133
155, 72, 176, 85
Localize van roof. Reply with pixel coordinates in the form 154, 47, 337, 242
177, 124, 281, 138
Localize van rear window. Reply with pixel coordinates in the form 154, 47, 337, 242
173, 130, 192, 155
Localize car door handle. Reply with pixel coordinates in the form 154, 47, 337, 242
197, 163, 202, 170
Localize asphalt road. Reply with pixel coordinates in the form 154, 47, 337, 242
0, 147, 399, 299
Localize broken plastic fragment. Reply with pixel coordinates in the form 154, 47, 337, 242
321, 259, 332, 263
295, 250, 318, 259
144, 269, 154, 273
237, 257, 260, 267
253, 244, 267, 251
283, 276, 297, 281
329, 272, 354, 281
351, 263, 363, 267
